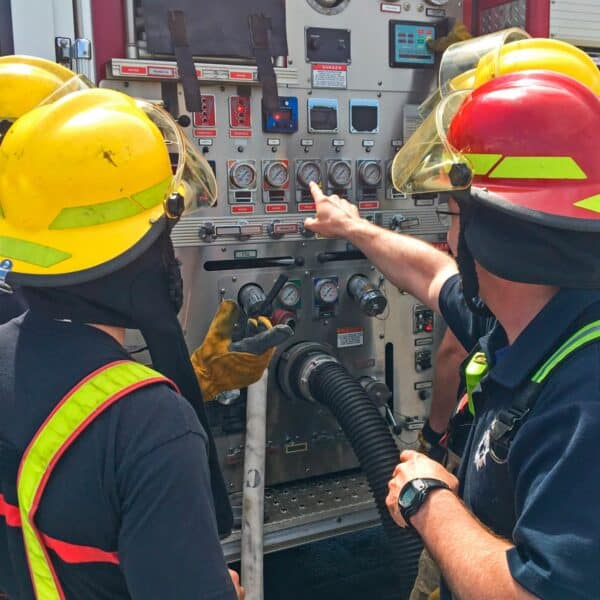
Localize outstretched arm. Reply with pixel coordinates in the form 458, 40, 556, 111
304, 183, 457, 313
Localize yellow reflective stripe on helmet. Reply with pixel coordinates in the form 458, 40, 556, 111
49, 177, 172, 230
574, 194, 600, 214
489, 157, 587, 180
133, 178, 171, 209
464, 153, 503, 176
17, 361, 167, 600
0, 236, 71, 267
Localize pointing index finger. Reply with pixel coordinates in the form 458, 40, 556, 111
309, 180, 326, 202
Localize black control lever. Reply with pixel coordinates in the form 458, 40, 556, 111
258, 274, 289, 316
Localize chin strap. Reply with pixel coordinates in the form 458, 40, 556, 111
453, 191, 494, 319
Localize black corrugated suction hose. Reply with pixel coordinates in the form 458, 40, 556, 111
309, 360, 423, 599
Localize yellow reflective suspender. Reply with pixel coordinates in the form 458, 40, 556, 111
17, 360, 172, 600
485, 320, 600, 464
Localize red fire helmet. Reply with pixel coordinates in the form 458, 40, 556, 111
447, 70, 600, 232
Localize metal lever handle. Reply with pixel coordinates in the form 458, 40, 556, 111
259, 274, 289, 315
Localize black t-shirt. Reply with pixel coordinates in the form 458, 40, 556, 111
0, 289, 27, 325
0, 311, 236, 600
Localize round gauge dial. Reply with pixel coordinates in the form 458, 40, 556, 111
230, 162, 257, 189
265, 161, 290, 188
279, 282, 301, 308
316, 279, 339, 304
297, 161, 321, 188
359, 161, 383, 187
328, 161, 352, 188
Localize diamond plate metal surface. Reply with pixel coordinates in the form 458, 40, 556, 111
480, 0, 526, 34
222, 471, 380, 562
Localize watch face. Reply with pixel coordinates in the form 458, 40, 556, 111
399, 485, 418, 508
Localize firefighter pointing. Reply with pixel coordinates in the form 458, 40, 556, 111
305, 40, 600, 600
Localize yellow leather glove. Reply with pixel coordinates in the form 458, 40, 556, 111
191, 300, 293, 401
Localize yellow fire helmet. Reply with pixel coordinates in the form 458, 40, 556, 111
0, 55, 92, 122
0, 87, 217, 286
473, 38, 600, 95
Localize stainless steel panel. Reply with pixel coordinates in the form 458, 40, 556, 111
108, 0, 462, 513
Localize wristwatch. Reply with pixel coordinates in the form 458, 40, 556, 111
398, 478, 450, 525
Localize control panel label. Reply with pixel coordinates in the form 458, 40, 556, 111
414, 381, 433, 390
235, 249, 258, 259
337, 327, 364, 348
359, 201, 380, 210
312, 64, 347, 89
229, 129, 253, 138
298, 203, 316, 212
266, 204, 289, 213
380, 3, 402, 13
119, 65, 147, 76
193, 129, 217, 138
148, 65, 177, 78
229, 70, 254, 80
231, 205, 254, 214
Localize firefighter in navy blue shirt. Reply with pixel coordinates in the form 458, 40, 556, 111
305, 64, 600, 599
0, 76, 293, 598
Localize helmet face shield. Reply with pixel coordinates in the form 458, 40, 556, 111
392, 90, 472, 194
438, 28, 530, 97
137, 100, 217, 210
418, 27, 530, 119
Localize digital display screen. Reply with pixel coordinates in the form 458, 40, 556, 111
389, 21, 436, 68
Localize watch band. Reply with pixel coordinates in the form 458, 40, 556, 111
398, 477, 450, 526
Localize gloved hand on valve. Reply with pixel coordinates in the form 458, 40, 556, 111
191, 299, 293, 400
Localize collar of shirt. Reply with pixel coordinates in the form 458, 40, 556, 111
479, 288, 600, 390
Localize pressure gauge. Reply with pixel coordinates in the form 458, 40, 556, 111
279, 282, 301, 308
315, 279, 339, 304
358, 161, 383, 187
230, 162, 257, 189
297, 161, 321, 188
264, 161, 290, 188
328, 161, 352, 188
